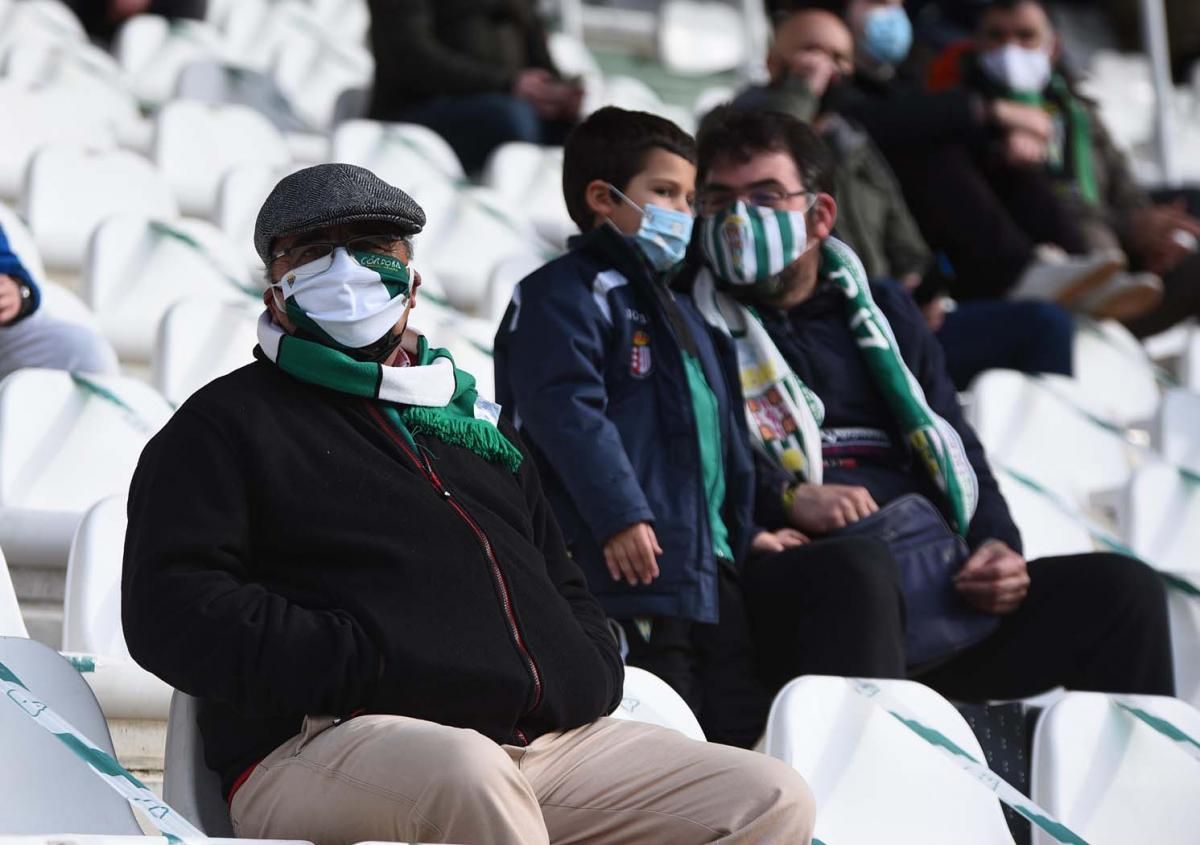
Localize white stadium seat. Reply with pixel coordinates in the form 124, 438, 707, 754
22, 147, 178, 274
610, 666, 705, 741
0, 369, 172, 569
486, 253, 545, 324
482, 142, 576, 248
154, 100, 291, 218
62, 496, 130, 659
215, 162, 292, 276
967, 370, 1152, 522
0, 545, 27, 638
1154, 387, 1200, 474
154, 298, 261, 406
0, 636, 143, 834
657, 0, 748, 76
114, 15, 229, 106
0, 0, 86, 63
83, 215, 257, 362
994, 469, 1096, 561
1031, 692, 1200, 845
764, 676, 1015, 844
0, 82, 118, 202
421, 186, 547, 312
1070, 318, 1162, 427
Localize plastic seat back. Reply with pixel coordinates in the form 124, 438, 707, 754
764, 675, 1015, 845
84, 215, 256, 361
0, 635, 141, 833
657, 0, 747, 76
114, 15, 228, 106
0, 369, 171, 513
968, 370, 1148, 518
154, 298, 261, 405
22, 147, 178, 272
993, 468, 1096, 560
0, 81, 118, 201
154, 100, 291, 217
163, 691, 235, 836
481, 143, 574, 248
1031, 692, 1200, 844
1155, 387, 1200, 475
1070, 319, 1162, 427
0, 545, 27, 637
609, 666, 705, 741
63, 496, 129, 657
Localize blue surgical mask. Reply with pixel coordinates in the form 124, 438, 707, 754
862, 5, 912, 66
608, 185, 694, 272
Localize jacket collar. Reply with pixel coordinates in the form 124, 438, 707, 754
569, 224, 660, 289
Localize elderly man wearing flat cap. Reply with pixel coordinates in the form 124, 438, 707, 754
121, 163, 815, 845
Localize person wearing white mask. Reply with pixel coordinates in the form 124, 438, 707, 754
123, 161, 817, 844
934, 0, 1200, 336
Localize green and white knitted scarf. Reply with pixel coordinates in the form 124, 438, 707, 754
694, 237, 979, 534
257, 312, 523, 473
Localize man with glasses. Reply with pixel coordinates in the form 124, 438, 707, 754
122, 163, 815, 845
682, 107, 1174, 701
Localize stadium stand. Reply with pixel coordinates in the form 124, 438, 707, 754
1, 0, 1200, 839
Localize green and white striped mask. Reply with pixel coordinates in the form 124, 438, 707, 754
699, 200, 812, 296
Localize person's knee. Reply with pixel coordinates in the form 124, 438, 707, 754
738, 754, 817, 839
1017, 301, 1075, 373
426, 726, 526, 802
1085, 553, 1169, 616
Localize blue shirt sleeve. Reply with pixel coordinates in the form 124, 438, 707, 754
0, 224, 40, 321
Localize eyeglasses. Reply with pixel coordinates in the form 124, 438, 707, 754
270, 234, 411, 278
695, 188, 814, 216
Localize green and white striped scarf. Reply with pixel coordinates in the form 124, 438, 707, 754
694, 237, 979, 534
257, 312, 523, 473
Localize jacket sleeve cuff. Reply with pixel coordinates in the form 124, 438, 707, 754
590, 506, 657, 548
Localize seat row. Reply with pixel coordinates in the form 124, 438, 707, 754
2, 630, 1199, 845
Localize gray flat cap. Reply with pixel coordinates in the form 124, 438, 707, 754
254, 163, 426, 262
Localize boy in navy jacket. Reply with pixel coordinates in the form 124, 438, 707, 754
494, 107, 804, 746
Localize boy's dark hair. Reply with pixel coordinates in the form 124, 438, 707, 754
696, 106, 836, 196
562, 106, 696, 230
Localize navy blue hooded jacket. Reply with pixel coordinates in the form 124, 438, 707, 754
494, 227, 760, 624
743, 274, 1022, 554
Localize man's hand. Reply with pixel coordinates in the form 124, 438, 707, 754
787, 484, 879, 534
1128, 200, 1200, 276
1004, 129, 1049, 167
513, 69, 583, 121
751, 527, 810, 555
0, 274, 25, 325
921, 297, 947, 333
603, 522, 662, 586
990, 100, 1053, 141
954, 540, 1030, 615
784, 49, 840, 98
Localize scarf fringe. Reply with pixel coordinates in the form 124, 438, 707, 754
402, 406, 524, 474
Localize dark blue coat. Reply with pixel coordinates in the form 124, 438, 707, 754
0, 224, 39, 322
494, 227, 759, 624
751, 275, 1023, 553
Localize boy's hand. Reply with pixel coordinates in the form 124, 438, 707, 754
751, 528, 810, 555
787, 484, 879, 534
954, 540, 1030, 615
603, 522, 662, 586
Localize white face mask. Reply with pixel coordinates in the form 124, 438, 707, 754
980, 44, 1053, 94
271, 247, 413, 350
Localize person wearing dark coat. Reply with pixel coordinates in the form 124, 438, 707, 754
122, 162, 815, 845
366, 0, 583, 172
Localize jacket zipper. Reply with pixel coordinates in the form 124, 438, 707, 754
365, 403, 543, 743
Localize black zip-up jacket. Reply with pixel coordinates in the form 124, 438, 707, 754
122, 357, 623, 797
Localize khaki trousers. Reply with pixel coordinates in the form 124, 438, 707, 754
230, 715, 814, 845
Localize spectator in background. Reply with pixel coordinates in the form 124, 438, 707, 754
929, 0, 1200, 338
0, 224, 117, 380
63, 0, 205, 44
684, 106, 1174, 700
798, 0, 1147, 316
732, 7, 1074, 388
366, 0, 584, 173
123, 162, 816, 845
